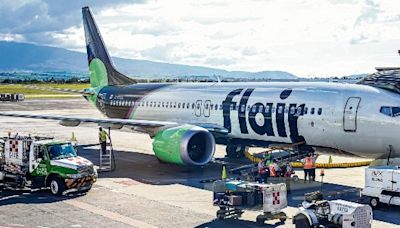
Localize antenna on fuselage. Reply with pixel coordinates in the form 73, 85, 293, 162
215, 75, 221, 84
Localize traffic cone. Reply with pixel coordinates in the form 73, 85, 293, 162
70, 131, 77, 141
221, 164, 227, 179
328, 155, 333, 164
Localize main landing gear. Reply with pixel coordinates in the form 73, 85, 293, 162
226, 144, 248, 158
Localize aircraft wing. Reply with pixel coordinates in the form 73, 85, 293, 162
0, 112, 177, 130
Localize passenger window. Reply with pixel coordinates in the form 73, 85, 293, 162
215, 104, 218, 110
178, 103, 181, 108
220, 104, 223, 110
192, 103, 195, 109
162, 102, 164, 108
182, 103, 185, 108
304, 107, 308, 114
318, 108, 322, 115
297, 107, 302, 115
187, 103, 190, 109
311, 108, 315, 115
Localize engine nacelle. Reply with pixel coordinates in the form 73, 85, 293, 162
152, 125, 215, 166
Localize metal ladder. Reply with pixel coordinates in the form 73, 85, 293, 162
99, 142, 114, 172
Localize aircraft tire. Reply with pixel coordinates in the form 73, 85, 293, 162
226, 144, 247, 158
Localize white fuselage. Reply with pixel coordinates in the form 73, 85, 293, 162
107, 82, 400, 159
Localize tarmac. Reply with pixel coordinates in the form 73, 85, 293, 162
0, 99, 400, 228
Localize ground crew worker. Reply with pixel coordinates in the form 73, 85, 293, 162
99, 127, 108, 154
258, 159, 268, 182
269, 159, 279, 177
302, 153, 316, 181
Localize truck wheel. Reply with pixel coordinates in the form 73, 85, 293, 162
294, 215, 311, 228
49, 176, 66, 196
369, 197, 380, 208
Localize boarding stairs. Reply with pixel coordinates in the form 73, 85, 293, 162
99, 141, 115, 172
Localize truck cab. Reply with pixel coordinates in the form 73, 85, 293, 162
0, 136, 97, 195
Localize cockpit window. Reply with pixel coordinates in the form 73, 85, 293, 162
380, 106, 400, 117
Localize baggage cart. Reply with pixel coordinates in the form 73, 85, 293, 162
213, 179, 287, 225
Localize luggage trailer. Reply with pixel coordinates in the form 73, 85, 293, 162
213, 180, 287, 225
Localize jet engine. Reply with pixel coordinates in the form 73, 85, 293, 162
152, 125, 215, 166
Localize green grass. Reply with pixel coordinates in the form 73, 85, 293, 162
0, 83, 90, 99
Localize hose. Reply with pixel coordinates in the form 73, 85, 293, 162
244, 150, 371, 168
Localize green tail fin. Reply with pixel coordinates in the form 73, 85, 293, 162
82, 6, 136, 88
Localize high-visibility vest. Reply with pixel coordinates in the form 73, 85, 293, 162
99, 130, 107, 142
304, 157, 315, 169
269, 163, 277, 177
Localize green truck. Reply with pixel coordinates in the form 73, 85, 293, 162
0, 135, 97, 195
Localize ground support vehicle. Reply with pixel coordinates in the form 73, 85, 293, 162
0, 135, 97, 195
213, 179, 287, 225
361, 166, 400, 208
293, 191, 373, 228
0, 93, 24, 102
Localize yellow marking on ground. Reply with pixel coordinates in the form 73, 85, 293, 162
64, 199, 156, 228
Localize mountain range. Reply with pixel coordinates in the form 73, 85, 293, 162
0, 41, 297, 79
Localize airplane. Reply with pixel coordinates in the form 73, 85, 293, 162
1, 6, 399, 166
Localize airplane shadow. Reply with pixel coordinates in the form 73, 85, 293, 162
1, 145, 398, 225
0, 188, 87, 206
77, 145, 400, 225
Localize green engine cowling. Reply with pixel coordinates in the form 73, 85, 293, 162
152, 124, 216, 166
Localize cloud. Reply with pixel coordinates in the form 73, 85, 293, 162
1, 0, 400, 76
354, 0, 381, 27
0, 0, 144, 38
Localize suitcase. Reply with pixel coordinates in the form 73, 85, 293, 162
228, 195, 242, 206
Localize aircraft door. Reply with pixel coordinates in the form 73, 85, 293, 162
393, 170, 400, 192
203, 100, 211, 117
30, 144, 44, 172
343, 97, 361, 132
195, 100, 202, 117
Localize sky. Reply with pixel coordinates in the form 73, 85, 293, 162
1, 0, 400, 77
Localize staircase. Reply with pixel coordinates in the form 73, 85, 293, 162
98, 142, 114, 172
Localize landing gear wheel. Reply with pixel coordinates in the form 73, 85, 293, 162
369, 197, 380, 208
294, 215, 311, 228
226, 144, 248, 158
256, 215, 265, 226
49, 176, 66, 196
